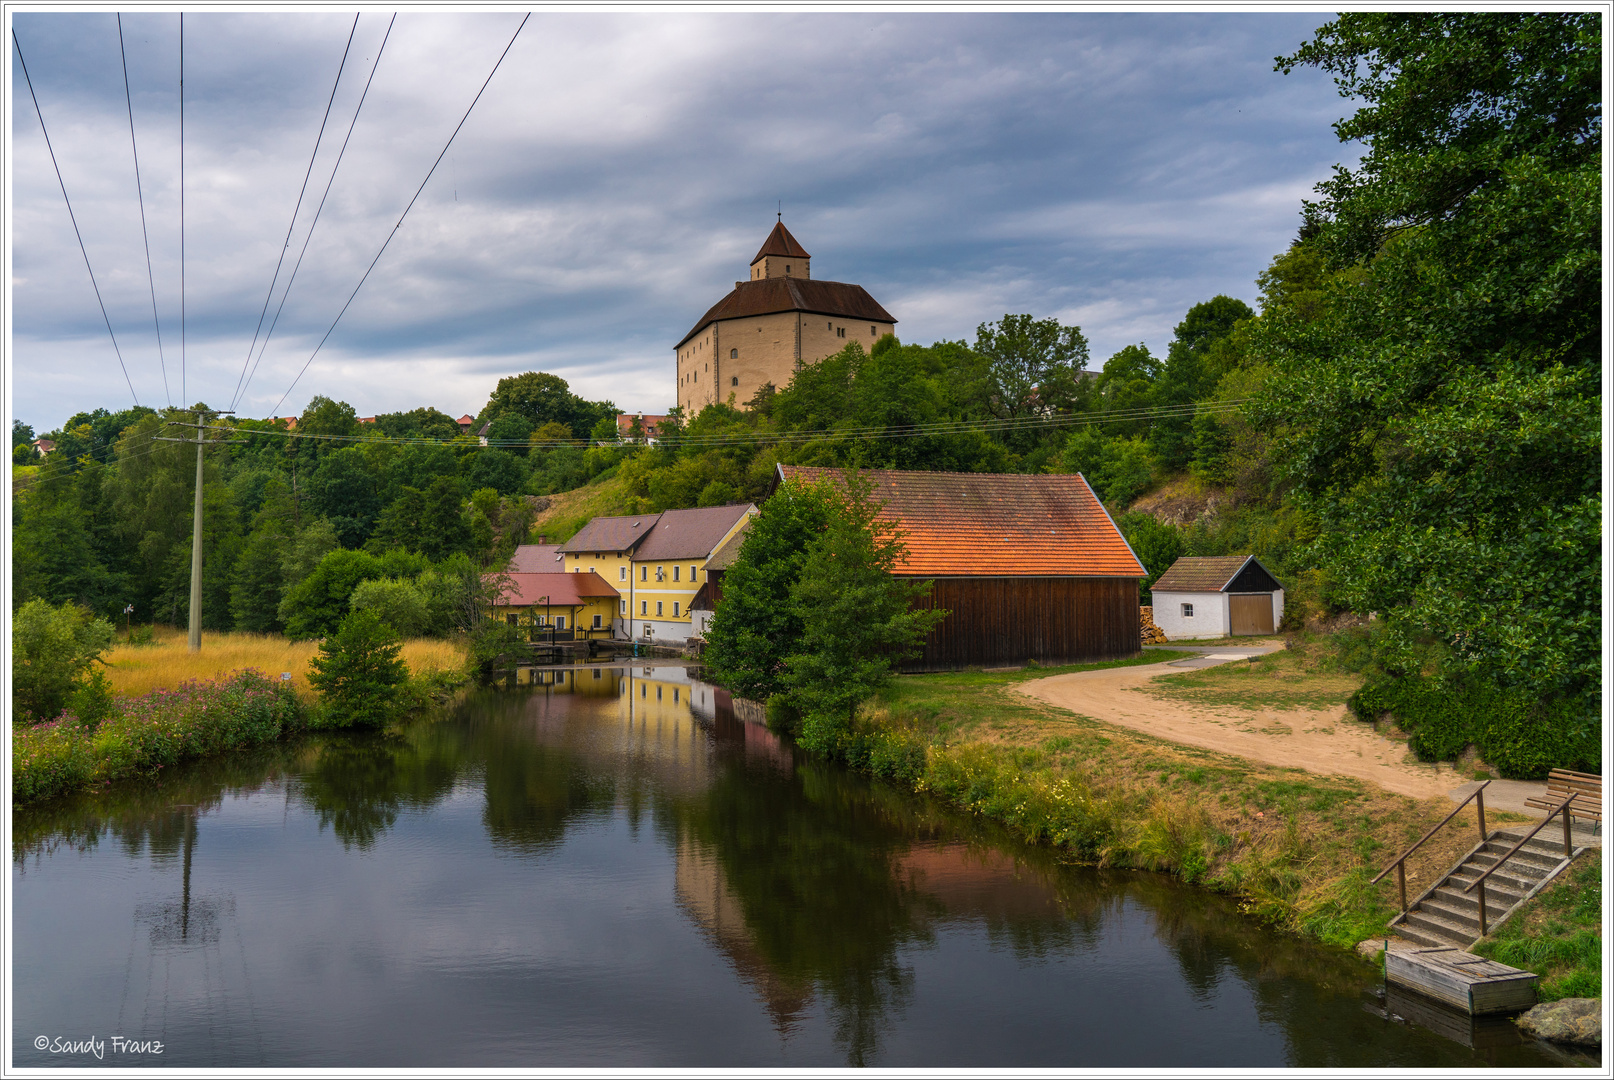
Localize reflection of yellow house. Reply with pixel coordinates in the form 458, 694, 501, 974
489, 572, 619, 639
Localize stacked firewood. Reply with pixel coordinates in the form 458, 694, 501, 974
1140, 606, 1169, 645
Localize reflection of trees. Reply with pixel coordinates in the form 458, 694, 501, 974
293, 728, 462, 850
666, 758, 931, 1065
12, 742, 302, 867
479, 718, 616, 854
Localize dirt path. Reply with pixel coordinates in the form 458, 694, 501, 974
1018, 653, 1461, 799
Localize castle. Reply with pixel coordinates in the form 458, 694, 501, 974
674, 221, 896, 415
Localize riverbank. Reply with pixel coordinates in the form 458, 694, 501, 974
826, 649, 1523, 951
1474, 850, 1602, 1001
14, 632, 474, 806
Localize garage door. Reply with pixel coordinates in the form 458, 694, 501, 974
1229, 593, 1274, 636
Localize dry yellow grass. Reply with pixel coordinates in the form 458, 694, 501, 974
102, 627, 467, 700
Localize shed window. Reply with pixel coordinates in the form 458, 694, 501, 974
1181, 603, 1194, 618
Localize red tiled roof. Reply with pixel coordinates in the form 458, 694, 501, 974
508, 543, 563, 572
677, 278, 896, 348
616, 413, 666, 436
635, 504, 755, 561
560, 514, 661, 554
751, 221, 811, 263
1152, 556, 1255, 593
775, 465, 1144, 578
456, 414, 475, 426
490, 571, 618, 607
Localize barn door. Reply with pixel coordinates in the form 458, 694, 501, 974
1229, 594, 1274, 635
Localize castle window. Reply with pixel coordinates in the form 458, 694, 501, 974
731, 376, 739, 386
785, 265, 791, 275
730, 348, 737, 358
870, 325, 876, 336
827, 321, 832, 330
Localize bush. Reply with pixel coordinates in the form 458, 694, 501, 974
349, 578, 431, 638
1347, 673, 1599, 778
307, 610, 409, 729
12, 670, 306, 805
12, 599, 116, 723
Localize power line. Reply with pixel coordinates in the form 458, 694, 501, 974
233, 14, 397, 412
229, 14, 359, 411
119, 13, 172, 408
11, 29, 140, 407
269, 12, 532, 419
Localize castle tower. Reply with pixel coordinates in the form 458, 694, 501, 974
675, 222, 896, 416
748, 220, 811, 281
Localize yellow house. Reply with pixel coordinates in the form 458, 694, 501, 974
489, 571, 619, 640
626, 504, 755, 642
559, 504, 755, 642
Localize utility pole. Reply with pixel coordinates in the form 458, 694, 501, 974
155, 409, 235, 651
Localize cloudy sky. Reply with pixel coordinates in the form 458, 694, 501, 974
9, 10, 1356, 433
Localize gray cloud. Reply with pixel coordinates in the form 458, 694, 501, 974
10, 11, 1353, 431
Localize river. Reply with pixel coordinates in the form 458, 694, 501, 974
11, 664, 1584, 1068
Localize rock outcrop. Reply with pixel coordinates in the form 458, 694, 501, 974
1516, 998, 1600, 1046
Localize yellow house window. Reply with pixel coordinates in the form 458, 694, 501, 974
593, 614, 602, 629
640, 600, 647, 615
690, 565, 697, 580
656, 602, 663, 616
640, 566, 647, 582
673, 602, 680, 617
619, 567, 626, 581
620, 600, 626, 614
673, 566, 680, 582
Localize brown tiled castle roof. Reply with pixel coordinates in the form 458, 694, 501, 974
1151, 555, 1255, 593
677, 278, 896, 348
752, 221, 811, 263
775, 466, 1145, 578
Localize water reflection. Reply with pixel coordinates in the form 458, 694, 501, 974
11, 665, 1582, 1068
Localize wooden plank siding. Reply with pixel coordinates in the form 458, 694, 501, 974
902, 576, 1140, 672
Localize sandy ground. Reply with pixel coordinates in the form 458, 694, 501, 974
1021, 649, 1487, 801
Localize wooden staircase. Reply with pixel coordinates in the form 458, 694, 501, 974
1392, 828, 1586, 949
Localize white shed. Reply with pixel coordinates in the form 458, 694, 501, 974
1152, 555, 1285, 639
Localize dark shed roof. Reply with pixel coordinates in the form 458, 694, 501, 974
751, 221, 811, 263
559, 514, 661, 554
1153, 555, 1284, 593
635, 504, 754, 561
676, 278, 896, 348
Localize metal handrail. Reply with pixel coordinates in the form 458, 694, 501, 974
1371, 780, 1489, 917
1463, 791, 1577, 937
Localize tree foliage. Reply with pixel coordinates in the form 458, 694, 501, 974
12, 599, 116, 723
307, 609, 409, 729
1260, 12, 1600, 761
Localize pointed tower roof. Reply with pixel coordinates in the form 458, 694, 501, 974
751, 220, 811, 264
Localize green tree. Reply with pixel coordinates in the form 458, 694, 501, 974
973, 314, 1090, 421
477, 371, 615, 441
704, 477, 841, 702
1116, 512, 1183, 601
1152, 296, 1254, 469
783, 473, 946, 751
349, 578, 431, 638
229, 529, 289, 633
1261, 13, 1600, 758
12, 599, 116, 723
308, 447, 380, 548
279, 548, 384, 639
307, 609, 409, 729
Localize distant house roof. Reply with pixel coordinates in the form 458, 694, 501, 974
456, 414, 475, 428
508, 543, 563, 572
1153, 555, 1284, 594
703, 518, 752, 572
31, 438, 54, 455
560, 513, 662, 555
491, 571, 618, 607
358, 416, 376, 424
751, 220, 811, 263
774, 465, 1145, 578
677, 278, 896, 348
617, 413, 667, 438
635, 504, 755, 562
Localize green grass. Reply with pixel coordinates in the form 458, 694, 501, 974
1143, 645, 1362, 711
837, 652, 1484, 951
1472, 851, 1601, 1000
531, 473, 634, 543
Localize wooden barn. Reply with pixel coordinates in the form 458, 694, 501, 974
774, 465, 1146, 671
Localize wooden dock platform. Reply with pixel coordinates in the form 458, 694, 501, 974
1385, 944, 1537, 1015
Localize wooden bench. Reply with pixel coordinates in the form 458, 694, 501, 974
1525, 769, 1601, 826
